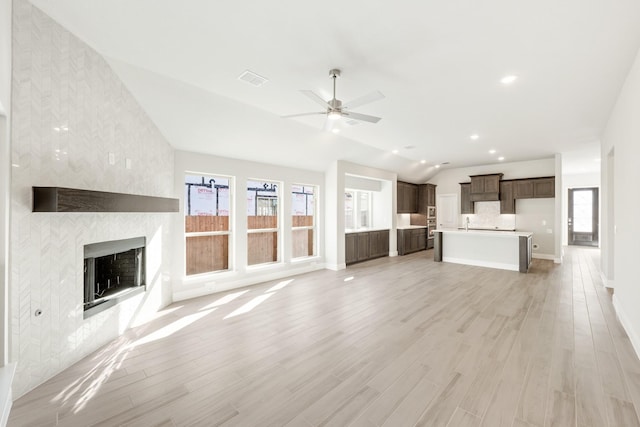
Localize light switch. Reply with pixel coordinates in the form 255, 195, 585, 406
108, 152, 115, 165
125, 158, 132, 169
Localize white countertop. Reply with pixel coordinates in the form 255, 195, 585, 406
435, 228, 533, 237
345, 228, 390, 234
397, 225, 428, 230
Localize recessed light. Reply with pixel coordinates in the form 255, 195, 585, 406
53, 127, 60, 132
489, 149, 496, 154
404, 145, 415, 149
498, 156, 505, 161
435, 164, 441, 169
501, 75, 518, 85
470, 134, 479, 140
11, 164, 19, 168
392, 149, 399, 154
332, 128, 340, 134
420, 160, 426, 164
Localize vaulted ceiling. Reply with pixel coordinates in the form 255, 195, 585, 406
31, 0, 640, 181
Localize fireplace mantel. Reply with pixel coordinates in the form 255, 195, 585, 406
32, 187, 179, 213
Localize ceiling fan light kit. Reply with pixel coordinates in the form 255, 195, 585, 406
282, 68, 384, 128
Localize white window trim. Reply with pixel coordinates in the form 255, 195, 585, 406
247, 179, 282, 265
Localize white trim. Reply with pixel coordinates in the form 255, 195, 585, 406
554, 257, 563, 264
600, 271, 615, 289
532, 253, 555, 260
613, 295, 640, 364
389, 251, 398, 257
0, 363, 15, 427
326, 263, 346, 271
442, 256, 519, 272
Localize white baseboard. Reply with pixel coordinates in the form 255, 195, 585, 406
613, 296, 640, 363
554, 257, 562, 264
0, 363, 16, 427
389, 251, 398, 257
532, 253, 554, 260
600, 271, 615, 289
325, 263, 346, 271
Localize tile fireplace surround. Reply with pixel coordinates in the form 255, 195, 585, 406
10, 0, 175, 397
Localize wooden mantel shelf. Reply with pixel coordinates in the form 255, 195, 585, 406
32, 187, 179, 213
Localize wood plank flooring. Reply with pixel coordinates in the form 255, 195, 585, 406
9, 246, 640, 426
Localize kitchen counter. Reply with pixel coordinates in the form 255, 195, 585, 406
345, 228, 390, 234
397, 225, 428, 230
434, 229, 532, 272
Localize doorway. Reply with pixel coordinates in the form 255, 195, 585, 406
437, 194, 458, 229
568, 187, 599, 246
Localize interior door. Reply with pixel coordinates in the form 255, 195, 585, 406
568, 187, 599, 247
437, 194, 458, 229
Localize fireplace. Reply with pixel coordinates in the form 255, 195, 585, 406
83, 237, 146, 318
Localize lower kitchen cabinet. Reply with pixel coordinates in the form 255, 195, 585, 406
397, 227, 428, 255
345, 230, 389, 265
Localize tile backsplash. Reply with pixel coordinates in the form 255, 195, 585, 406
461, 201, 516, 230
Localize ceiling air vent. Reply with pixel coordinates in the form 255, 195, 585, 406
238, 70, 268, 87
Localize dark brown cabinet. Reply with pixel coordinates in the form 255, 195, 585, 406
469, 174, 503, 201
513, 180, 534, 199
417, 183, 437, 215
499, 181, 515, 214
460, 183, 474, 214
369, 230, 390, 258
345, 233, 358, 265
533, 178, 555, 198
513, 177, 555, 199
397, 181, 418, 213
397, 228, 427, 255
345, 230, 389, 265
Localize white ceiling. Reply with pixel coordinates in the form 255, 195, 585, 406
30, 0, 640, 182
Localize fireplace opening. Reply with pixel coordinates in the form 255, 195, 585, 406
84, 237, 146, 318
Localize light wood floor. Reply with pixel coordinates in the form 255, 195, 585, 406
10, 247, 640, 426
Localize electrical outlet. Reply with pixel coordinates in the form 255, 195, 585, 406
546, 228, 553, 234
108, 152, 115, 165
125, 158, 132, 169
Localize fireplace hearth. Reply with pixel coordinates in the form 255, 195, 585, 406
83, 237, 146, 318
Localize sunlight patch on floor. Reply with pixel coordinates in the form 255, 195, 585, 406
131, 308, 216, 347
266, 279, 294, 293
201, 290, 249, 310
224, 293, 274, 319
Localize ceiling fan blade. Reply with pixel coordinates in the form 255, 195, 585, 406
343, 90, 385, 109
281, 112, 326, 119
300, 90, 331, 109
342, 111, 382, 123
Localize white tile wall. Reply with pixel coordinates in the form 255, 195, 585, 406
11, 0, 175, 397
461, 201, 516, 230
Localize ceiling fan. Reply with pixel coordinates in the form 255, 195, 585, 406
282, 69, 384, 129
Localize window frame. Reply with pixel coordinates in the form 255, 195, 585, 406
291, 184, 318, 260
345, 188, 373, 230
246, 179, 282, 266
184, 173, 233, 276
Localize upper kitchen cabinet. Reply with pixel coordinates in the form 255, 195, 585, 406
460, 183, 474, 214
513, 177, 555, 199
397, 181, 418, 213
417, 183, 437, 215
499, 181, 515, 214
469, 173, 503, 202
533, 178, 555, 198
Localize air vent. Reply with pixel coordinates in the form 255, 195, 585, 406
238, 70, 268, 87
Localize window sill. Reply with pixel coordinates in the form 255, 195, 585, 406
290, 255, 321, 264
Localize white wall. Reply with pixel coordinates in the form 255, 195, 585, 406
10, 0, 175, 397
601, 46, 640, 357
429, 158, 558, 258
561, 171, 600, 246
173, 151, 325, 301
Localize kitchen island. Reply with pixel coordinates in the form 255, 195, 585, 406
433, 228, 533, 272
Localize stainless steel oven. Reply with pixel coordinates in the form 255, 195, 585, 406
427, 206, 436, 219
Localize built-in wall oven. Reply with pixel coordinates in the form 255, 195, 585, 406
427, 206, 436, 219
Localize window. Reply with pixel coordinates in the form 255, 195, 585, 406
345, 190, 372, 230
184, 174, 231, 275
292, 185, 316, 258
247, 180, 280, 266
